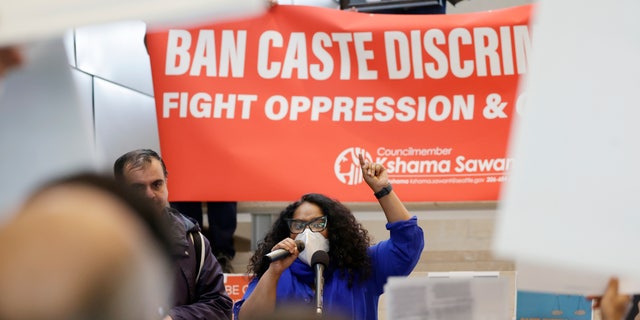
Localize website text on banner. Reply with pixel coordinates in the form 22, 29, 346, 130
146, 4, 532, 202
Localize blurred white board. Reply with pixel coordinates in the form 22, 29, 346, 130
494, 0, 640, 294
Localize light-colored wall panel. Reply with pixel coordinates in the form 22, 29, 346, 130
64, 30, 76, 67
69, 68, 95, 146
0, 39, 96, 218
75, 21, 153, 96
93, 78, 160, 173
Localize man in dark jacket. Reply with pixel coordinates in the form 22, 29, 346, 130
114, 149, 232, 319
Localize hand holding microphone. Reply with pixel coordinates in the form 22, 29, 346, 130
264, 240, 305, 263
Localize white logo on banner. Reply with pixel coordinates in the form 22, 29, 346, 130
334, 148, 372, 185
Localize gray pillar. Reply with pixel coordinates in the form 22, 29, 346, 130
251, 213, 274, 251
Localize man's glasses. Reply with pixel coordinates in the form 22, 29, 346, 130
285, 216, 328, 234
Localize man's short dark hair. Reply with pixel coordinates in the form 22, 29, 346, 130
113, 149, 168, 181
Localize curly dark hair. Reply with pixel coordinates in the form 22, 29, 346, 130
247, 193, 372, 288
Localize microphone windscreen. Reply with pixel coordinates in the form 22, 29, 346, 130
310, 250, 330, 266
295, 240, 305, 252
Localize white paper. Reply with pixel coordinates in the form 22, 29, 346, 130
0, 0, 266, 46
385, 273, 511, 320
494, 0, 640, 294
0, 38, 97, 220
516, 260, 640, 296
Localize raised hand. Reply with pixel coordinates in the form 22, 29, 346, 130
358, 153, 389, 193
590, 278, 631, 320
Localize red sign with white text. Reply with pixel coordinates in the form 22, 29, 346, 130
146, 4, 532, 202
224, 274, 252, 304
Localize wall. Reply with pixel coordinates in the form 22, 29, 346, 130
65, 21, 159, 173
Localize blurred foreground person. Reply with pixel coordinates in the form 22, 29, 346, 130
0, 173, 172, 320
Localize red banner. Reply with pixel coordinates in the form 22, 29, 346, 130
146, 4, 532, 202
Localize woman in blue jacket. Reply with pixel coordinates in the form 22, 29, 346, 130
234, 154, 424, 320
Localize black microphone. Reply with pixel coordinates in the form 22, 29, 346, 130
311, 250, 330, 317
264, 240, 305, 263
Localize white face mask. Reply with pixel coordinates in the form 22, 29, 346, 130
295, 228, 329, 266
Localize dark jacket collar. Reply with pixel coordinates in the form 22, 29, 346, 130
162, 207, 201, 254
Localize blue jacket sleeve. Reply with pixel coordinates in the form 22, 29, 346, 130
232, 277, 258, 319
369, 216, 424, 294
